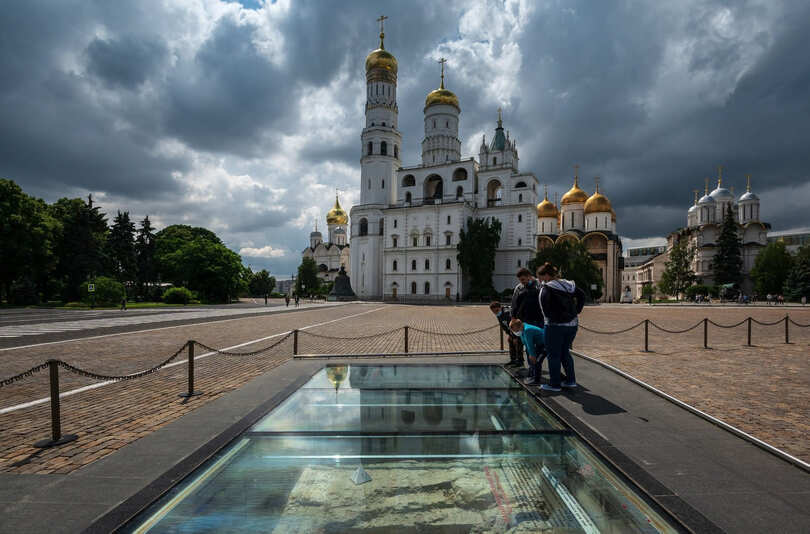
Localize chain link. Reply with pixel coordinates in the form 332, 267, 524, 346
409, 324, 499, 336
57, 344, 188, 381
707, 318, 748, 329
579, 320, 645, 335
751, 317, 788, 326
789, 318, 810, 328
0, 362, 51, 388
300, 327, 403, 340
649, 320, 704, 334
193, 332, 293, 357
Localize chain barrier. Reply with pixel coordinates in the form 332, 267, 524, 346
299, 327, 403, 340
752, 317, 788, 326
409, 324, 499, 336
56, 344, 188, 382
193, 332, 293, 356
707, 318, 749, 329
0, 362, 51, 388
579, 320, 645, 335
789, 318, 810, 328
649, 320, 704, 334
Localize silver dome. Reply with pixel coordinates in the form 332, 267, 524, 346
709, 186, 734, 202
739, 191, 759, 201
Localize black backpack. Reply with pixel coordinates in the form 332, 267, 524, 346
544, 285, 585, 323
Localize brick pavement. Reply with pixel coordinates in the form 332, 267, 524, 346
0, 303, 807, 475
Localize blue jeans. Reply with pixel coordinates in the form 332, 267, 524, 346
545, 324, 577, 387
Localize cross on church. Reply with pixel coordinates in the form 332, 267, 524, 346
438, 57, 447, 88
377, 15, 387, 48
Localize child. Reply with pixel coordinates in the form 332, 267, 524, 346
489, 301, 524, 367
509, 318, 546, 386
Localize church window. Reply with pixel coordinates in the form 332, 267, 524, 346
382, 179, 385, 189
393, 260, 398, 271
518, 214, 522, 222
452, 168, 467, 181
446, 120, 449, 128
595, 218, 598, 229
411, 282, 417, 294
605, 216, 609, 227
445, 258, 451, 269
456, 186, 463, 199
405, 192, 412, 203
542, 222, 545, 232
381, 141, 387, 156
394, 145, 399, 158
425, 259, 430, 270
411, 259, 417, 270
359, 218, 368, 236
393, 219, 398, 228
518, 238, 522, 246
368, 142, 373, 155
447, 215, 451, 224
433, 119, 436, 128
382, 122, 385, 127
392, 236, 397, 247
368, 179, 371, 190
515, 181, 527, 188
446, 234, 451, 245
493, 157, 497, 165
433, 155, 435, 163
426, 235, 431, 246
413, 236, 418, 247
570, 212, 574, 228
403, 175, 415, 187
518, 259, 522, 267
519, 194, 523, 203
379, 219, 384, 235
424, 281, 430, 294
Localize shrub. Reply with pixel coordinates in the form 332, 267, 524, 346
64, 301, 86, 308
79, 277, 125, 306
163, 286, 193, 305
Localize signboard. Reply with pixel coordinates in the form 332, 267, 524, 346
88, 284, 95, 293
590, 284, 597, 290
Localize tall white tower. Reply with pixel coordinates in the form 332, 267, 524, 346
350, 16, 400, 299
422, 58, 461, 165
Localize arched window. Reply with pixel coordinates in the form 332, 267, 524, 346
379, 219, 384, 235
412, 235, 418, 247
518, 238, 522, 246
518, 194, 523, 203
518, 259, 522, 267
515, 181, 527, 188
424, 175, 443, 200
394, 145, 399, 158
393, 260, 398, 271
424, 281, 430, 294
445, 258, 451, 269
425, 234, 431, 246
452, 168, 468, 181
359, 218, 368, 236
402, 174, 416, 187
518, 214, 522, 222
367, 142, 373, 155
447, 215, 451, 224
487, 180, 503, 207
411, 281, 417, 294
392, 236, 398, 247
433, 119, 436, 128
393, 219, 397, 228
381, 141, 387, 156
446, 234, 451, 245
425, 259, 430, 270
405, 192, 412, 204
382, 179, 385, 189
456, 186, 463, 199
411, 259, 417, 270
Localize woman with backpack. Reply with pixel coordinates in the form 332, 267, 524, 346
536, 262, 586, 392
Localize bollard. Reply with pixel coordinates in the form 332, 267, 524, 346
293, 329, 299, 355
747, 317, 752, 347
785, 315, 790, 344
703, 318, 709, 349
643, 319, 649, 352
404, 326, 409, 353
179, 341, 202, 398
34, 360, 77, 448
500, 327, 504, 351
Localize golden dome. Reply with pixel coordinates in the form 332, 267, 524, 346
584, 184, 613, 214
365, 48, 398, 74
326, 194, 348, 225
561, 176, 588, 205
425, 88, 460, 110
536, 187, 559, 218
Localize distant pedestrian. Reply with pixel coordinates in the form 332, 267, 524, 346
778, 294, 784, 305
490, 301, 524, 367
285, 294, 290, 307
511, 268, 544, 327
537, 262, 586, 392
264, 293, 268, 306
802, 296, 807, 306
509, 318, 546, 386
120, 296, 127, 311
294, 294, 300, 307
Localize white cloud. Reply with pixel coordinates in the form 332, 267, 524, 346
239, 245, 286, 258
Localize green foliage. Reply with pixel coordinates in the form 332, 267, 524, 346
0, 179, 59, 304
713, 205, 743, 285
296, 257, 320, 295
107, 211, 137, 286
529, 240, 603, 301
457, 217, 502, 298
160, 238, 247, 303
79, 276, 124, 306
659, 240, 695, 299
163, 286, 193, 305
783, 245, 810, 301
751, 241, 793, 296
641, 284, 656, 299
135, 216, 157, 298
248, 269, 276, 296
685, 284, 713, 300
154, 225, 224, 285
51, 195, 109, 301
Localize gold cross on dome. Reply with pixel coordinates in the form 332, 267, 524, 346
377, 15, 388, 48
438, 57, 447, 88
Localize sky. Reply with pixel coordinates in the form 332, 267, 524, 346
2, 0, 809, 276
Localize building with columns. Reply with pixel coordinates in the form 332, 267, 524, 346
302, 194, 351, 283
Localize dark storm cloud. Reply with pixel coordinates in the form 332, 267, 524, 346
86, 35, 168, 89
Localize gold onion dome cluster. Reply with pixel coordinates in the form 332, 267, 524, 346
365, 47, 398, 74
326, 195, 348, 225
584, 187, 613, 214
425, 87, 460, 110
536, 191, 559, 218
561, 178, 589, 205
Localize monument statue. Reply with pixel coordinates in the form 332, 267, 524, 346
328, 265, 356, 301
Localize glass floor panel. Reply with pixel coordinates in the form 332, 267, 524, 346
300, 364, 520, 390
127, 365, 681, 533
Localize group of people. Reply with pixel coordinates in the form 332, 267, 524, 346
490, 263, 586, 392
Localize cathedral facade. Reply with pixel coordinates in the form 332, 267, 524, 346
349, 22, 622, 302
302, 195, 351, 283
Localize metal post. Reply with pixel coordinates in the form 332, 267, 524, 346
643, 319, 649, 352
179, 341, 202, 398
703, 318, 709, 349
293, 329, 299, 355
785, 315, 790, 344
404, 326, 409, 353
500, 327, 504, 350
747, 317, 752, 347
34, 360, 77, 448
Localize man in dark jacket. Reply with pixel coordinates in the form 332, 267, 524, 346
490, 301, 524, 367
511, 268, 545, 327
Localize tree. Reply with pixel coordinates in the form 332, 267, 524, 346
783, 245, 810, 301
751, 241, 793, 296
713, 205, 743, 285
249, 269, 276, 296
107, 211, 137, 288
161, 239, 247, 303
296, 257, 320, 295
50, 195, 109, 301
135, 216, 156, 299
154, 224, 223, 286
0, 179, 58, 304
529, 240, 603, 301
659, 239, 696, 300
457, 217, 502, 298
